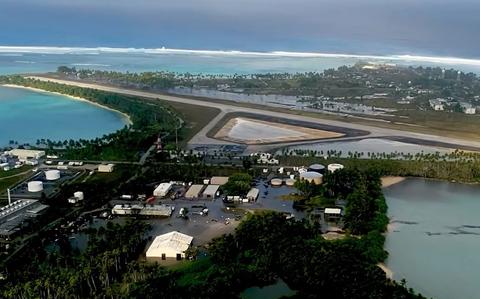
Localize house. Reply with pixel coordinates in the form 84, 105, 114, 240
324, 208, 343, 221
146, 231, 193, 260
429, 98, 446, 111
460, 102, 476, 114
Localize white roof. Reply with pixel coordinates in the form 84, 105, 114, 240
324, 208, 342, 215
146, 231, 193, 255
154, 182, 172, 192
203, 184, 220, 196
247, 188, 259, 198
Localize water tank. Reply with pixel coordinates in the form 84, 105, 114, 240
300, 172, 323, 185
308, 164, 326, 174
328, 163, 344, 173
28, 181, 44, 192
285, 178, 296, 186
45, 170, 61, 181
270, 178, 283, 186
74, 191, 84, 201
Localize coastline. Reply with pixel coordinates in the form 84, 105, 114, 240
381, 176, 405, 188
2, 84, 133, 126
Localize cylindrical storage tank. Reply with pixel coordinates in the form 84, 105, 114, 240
328, 163, 344, 173
270, 178, 283, 186
300, 171, 323, 185
308, 164, 326, 174
28, 181, 44, 192
285, 178, 296, 186
45, 170, 61, 181
74, 191, 84, 201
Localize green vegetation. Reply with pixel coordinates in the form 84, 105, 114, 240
222, 172, 253, 195
0, 76, 180, 161
279, 151, 480, 183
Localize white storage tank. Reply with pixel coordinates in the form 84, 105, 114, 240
74, 191, 84, 201
299, 171, 323, 185
28, 181, 44, 192
328, 163, 344, 173
270, 178, 283, 186
285, 178, 296, 186
45, 170, 61, 181
308, 164, 326, 174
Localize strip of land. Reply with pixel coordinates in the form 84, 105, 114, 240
25, 76, 480, 153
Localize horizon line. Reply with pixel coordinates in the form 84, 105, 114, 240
1, 45, 480, 67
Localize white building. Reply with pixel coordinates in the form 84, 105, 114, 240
7, 149, 45, 160
429, 98, 446, 111
185, 184, 205, 199
202, 185, 220, 199
98, 164, 115, 173
460, 102, 476, 114
246, 188, 259, 202
210, 176, 229, 185
146, 231, 193, 260
153, 183, 173, 198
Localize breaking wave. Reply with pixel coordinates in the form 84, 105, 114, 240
0, 46, 480, 67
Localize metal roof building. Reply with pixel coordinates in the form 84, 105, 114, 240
202, 185, 220, 199
146, 231, 193, 260
185, 184, 205, 199
210, 176, 229, 185
246, 188, 260, 202
153, 183, 173, 197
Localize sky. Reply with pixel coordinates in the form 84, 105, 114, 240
1, 0, 480, 57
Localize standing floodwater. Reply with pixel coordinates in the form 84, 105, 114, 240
385, 179, 480, 299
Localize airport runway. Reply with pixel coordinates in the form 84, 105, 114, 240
27, 76, 480, 153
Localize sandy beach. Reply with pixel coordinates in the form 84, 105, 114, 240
381, 176, 405, 188
378, 263, 394, 279
2, 84, 133, 126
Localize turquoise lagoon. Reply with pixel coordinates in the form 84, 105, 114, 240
0, 85, 128, 146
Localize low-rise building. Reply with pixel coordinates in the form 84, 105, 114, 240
202, 185, 220, 199
111, 204, 173, 217
429, 98, 446, 111
0, 200, 49, 240
185, 184, 205, 199
98, 164, 115, 173
210, 176, 229, 185
153, 183, 173, 198
146, 231, 193, 260
246, 188, 259, 202
7, 149, 45, 160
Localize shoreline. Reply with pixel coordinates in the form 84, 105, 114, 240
381, 176, 405, 188
2, 84, 133, 126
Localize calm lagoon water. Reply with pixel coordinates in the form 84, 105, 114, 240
385, 179, 480, 299
0, 86, 128, 146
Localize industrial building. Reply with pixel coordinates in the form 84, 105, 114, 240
246, 188, 259, 202
185, 184, 205, 199
202, 185, 220, 199
146, 231, 193, 260
0, 200, 49, 240
210, 176, 229, 185
98, 164, 115, 173
111, 204, 173, 217
153, 183, 173, 198
6, 149, 45, 160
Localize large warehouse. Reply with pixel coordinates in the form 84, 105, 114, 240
185, 184, 205, 199
146, 231, 193, 260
